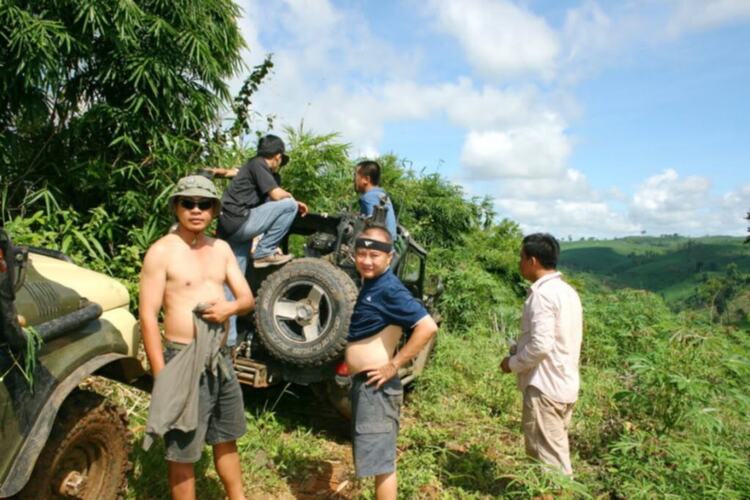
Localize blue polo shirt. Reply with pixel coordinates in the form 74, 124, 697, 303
348, 269, 429, 342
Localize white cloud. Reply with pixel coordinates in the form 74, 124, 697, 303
494, 198, 640, 237
230, 0, 425, 154
716, 184, 750, 235
666, 0, 750, 36
722, 184, 750, 206
234, 1, 569, 167
460, 124, 571, 179
279, 0, 342, 43
562, 1, 614, 63
559, 1, 624, 82
484, 167, 746, 238
605, 186, 629, 203
428, 0, 559, 80
621, 169, 746, 235
501, 169, 593, 200
442, 83, 554, 131
630, 169, 712, 228
229, 1, 747, 238
556, 0, 750, 83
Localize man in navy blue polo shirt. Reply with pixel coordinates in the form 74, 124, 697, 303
346, 223, 438, 500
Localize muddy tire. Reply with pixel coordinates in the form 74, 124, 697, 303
18, 389, 132, 500
255, 258, 358, 366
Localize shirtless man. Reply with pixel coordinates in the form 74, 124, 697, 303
346, 224, 438, 500
139, 175, 254, 500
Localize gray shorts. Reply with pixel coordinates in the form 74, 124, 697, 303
162, 345, 247, 463
350, 373, 403, 478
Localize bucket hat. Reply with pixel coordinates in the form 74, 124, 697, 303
168, 175, 221, 210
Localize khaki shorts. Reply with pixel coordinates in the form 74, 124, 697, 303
522, 385, 575, 476
350, 373, 403, 478
162, 345, 247, 463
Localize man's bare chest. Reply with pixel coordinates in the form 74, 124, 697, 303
165, 248, 225, 287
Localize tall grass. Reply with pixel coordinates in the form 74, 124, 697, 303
8, 128, 748, 497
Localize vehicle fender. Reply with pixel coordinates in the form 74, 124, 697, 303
0, 353, 129, 497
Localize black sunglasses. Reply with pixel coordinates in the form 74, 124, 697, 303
178, 198, 215, 210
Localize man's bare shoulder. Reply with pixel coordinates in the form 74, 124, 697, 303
207, 236, 233, 255
144, 234, 182, 262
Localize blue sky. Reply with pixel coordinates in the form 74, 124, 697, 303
233, 0, 750, 238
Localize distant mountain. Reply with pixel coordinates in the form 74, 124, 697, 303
559, 235, 749, 304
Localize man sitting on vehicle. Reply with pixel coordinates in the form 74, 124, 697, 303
346, 223, 438, 500
211, 134, 308, 346
140, 175, 254, 500
354, 160, 398, 241
212, 134, 308, 269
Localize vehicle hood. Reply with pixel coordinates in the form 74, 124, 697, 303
15, 253, 129, 326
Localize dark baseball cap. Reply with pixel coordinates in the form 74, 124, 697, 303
257, 134, 289, 166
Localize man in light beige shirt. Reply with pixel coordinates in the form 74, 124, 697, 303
501, 233, 582, 476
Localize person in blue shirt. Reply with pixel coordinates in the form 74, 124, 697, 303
354, 160, 398, 241
345, 223, 438, 500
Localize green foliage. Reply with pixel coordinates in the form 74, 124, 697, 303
560, 235, 750, 307
4, 5, 749, 495
279, 126, 353, 212
1, 0, 249, 227
581, 288, 674, 367
686, 263, 750, 324
387, 165, 497, 249
0, 326, 43, 387
2, 0, 246, 216
1, 0, 278, 309
572, 281, 750, 497
229, 56, 275, 138
602, 431, 750, 498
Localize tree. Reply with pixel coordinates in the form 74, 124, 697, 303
1, 0, 247, 225
690, 263, 748, 322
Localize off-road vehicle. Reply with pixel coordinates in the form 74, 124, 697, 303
0, 229, 147, 499
229, 202, 441, 416
0, 199, 438, 496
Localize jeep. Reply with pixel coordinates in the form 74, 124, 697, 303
229, 202, 441, 417
0, 229, 147, 499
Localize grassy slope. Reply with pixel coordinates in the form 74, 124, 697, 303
560, 236, 750, 303
108, 308, 750, 498
111, 329, 594, 499
84, 239, 749, 499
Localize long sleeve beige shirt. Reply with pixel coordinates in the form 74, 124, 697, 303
508, 272, 582, 404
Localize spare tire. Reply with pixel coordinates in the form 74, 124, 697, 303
255, 258, 358, 366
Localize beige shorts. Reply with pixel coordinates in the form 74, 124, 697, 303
522, 385, 575, 476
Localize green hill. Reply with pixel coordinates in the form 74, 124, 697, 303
560, 235, 750, 304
